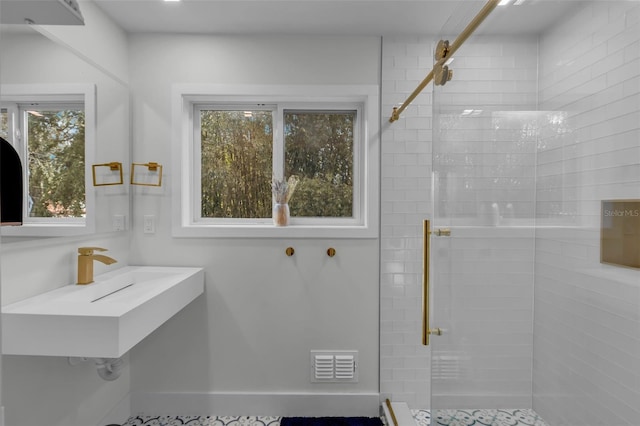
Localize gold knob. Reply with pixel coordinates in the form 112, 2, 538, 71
285, 247, 295, 256
434, 64, 453, 86
434, 39, 450, 60
327, 248, 336, 257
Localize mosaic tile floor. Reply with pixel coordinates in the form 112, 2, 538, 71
121, 409, 548, 426
412, 409, 548, 426
121, 415, 281, 426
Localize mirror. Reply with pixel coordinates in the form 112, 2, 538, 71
0, 17, 130, 242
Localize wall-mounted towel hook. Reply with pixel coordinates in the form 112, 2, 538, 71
285, 247, 295, 257
327, 248, 336, 257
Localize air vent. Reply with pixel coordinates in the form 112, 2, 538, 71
310, 350, 358, 383
314, 355, 334, 380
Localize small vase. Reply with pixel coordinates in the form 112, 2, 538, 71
273, 203, 289, 226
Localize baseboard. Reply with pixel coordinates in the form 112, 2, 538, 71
98, 393, 131, 426
131, 392, 380, 417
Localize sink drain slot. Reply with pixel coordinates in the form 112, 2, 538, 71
91, 283, 134, 303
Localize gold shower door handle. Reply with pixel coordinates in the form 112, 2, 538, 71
422, 220, 449, 345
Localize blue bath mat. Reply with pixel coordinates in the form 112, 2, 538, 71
280, 417, 383, 426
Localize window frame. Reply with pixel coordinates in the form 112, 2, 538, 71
172, 84, 379, 239
1, 84, 96, 237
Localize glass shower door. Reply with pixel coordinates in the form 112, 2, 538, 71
428, 35, 540, 421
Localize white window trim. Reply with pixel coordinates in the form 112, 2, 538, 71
1, 84, 96, 238
172, 84, 379, 239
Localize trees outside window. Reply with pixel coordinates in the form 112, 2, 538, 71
200, 110, 273, 219
0, 108, 9, 140
284, 110, 354, 218
1, 103, 85, 219
198, 107, 356, 221
26, 107, 85, 218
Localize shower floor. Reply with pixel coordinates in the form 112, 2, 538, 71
412, 408, 548, 426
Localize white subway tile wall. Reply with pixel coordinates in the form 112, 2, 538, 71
381, 35, 540, 409
534, 2, 640, 425
381, 3, 639, 420
381, 35, 434, 408
431, 35, 539, 410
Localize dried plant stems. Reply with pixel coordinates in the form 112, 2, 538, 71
272, 175, 299, 204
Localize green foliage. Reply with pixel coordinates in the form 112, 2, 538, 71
0, 110, 9, 140
27, 109, 85, 218
199, 109, 355, 219
200, 110, 273, 218
290, 176, 353, 217
284, 111, 354, 217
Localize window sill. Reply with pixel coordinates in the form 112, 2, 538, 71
172, 224, 377, 239
1, 222, 93, 238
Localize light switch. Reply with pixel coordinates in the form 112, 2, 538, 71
143, 215, 155, 234
113, 215, 125, 231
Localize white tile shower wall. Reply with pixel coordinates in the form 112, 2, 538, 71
535, 2, 640, 425
430, 227, 535, 410
431, 35, 538, 410
381, 35, 538, 409
381, 35, 434, 409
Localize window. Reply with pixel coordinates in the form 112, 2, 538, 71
284, 110, 355, 219
1, 84, 96, 237
0, 108, 10, 140
198, 108, 274, 220
23, 104, 85, 219
173, 84, 379, 238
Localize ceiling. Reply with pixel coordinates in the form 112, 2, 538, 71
93, 0, 585, 36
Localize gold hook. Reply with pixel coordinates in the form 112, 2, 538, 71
327, 248, 336, 257
285, 247, 295, 257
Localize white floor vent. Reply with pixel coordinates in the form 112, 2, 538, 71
310, 350, 358, 383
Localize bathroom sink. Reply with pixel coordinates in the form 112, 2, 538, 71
2, 266, 204, 358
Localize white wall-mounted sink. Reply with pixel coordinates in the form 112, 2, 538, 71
2, 266, 204, 358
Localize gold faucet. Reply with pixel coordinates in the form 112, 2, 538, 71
77, 247, 117, 285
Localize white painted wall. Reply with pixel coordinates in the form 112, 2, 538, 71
534, 2, 640, 424
0, 10, 132, 426
36, 0, 130, 85
127, 34, 382, 416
